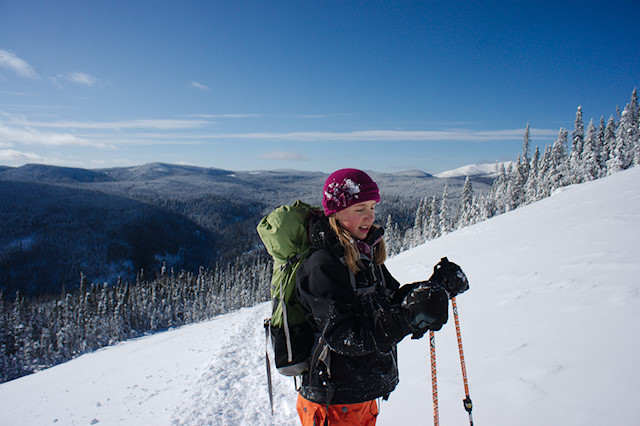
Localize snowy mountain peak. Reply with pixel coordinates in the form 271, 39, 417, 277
434, 161, 513, 179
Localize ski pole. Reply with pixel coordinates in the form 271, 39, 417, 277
264, 319, 274, 414
452, 297, 474, 425
429, 330, 439, 426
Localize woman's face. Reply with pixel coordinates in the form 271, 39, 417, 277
335, 200, 377, 240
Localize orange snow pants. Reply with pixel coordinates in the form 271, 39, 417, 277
297, 393, 379, 426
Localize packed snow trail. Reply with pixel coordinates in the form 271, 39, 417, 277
0, 166, 638, 425
171, 304, 299, 425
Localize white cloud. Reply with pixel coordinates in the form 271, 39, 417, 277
191, 128, 559, 142
65, 72, 98, 86
0, 123, 111, 148
0, 49, 39, 79
0, 149, 46, 163
259, 150, 309, 161
190, 81, 210, 90
51, 72, 99, 88
6, 118, 211, 130
191, 113, 336, 120
193, 113, 263, 119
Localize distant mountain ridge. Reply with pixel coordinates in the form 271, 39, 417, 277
0, 162, 493, 298
1, 163, 112, 183
0, 162, 490, 214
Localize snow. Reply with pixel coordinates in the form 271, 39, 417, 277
1, 167, 639, 425
434, 161, 512, 179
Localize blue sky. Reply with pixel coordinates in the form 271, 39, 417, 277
1, 1, 638, 174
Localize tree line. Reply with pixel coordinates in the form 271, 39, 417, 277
387, 89, 640, 254
0, 256, 271, 383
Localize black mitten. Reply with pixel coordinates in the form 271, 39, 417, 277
402, 284, 449, 339
429, 257, 469, 298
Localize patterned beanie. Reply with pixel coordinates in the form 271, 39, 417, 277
322, 168, 380, 216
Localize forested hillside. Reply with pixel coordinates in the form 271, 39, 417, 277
0, 181, 217, 298
0, 163, 482, 299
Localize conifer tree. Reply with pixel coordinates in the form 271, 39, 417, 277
438, 185, 450, 236
612, 104, 636, 171
521, 123, 532, 176
550, 128, 569, 190
524, 146, 540, 204
426, 196, 439, 240
384, 215, 401, 256
631, 88, 640, 166
458, 176, 475, 228
512, 154, 528, 209
630, 88, 639, 123
503, 163, 515, 211
569, 106, 585, 184
536, 144, 553, 199
582, 118, 600, 181
421, 196, 433, 238
0, 293, 12, 382
596, 117, 607, 176
411, 198, 427, 245
604, 115, 618, 175
492, 163, 509, 214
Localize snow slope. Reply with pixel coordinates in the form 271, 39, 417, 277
1, 167, 639, 425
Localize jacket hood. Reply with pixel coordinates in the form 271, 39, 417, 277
307, 214, 343, 257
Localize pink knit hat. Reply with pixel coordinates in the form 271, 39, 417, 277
322, 168, 380, 216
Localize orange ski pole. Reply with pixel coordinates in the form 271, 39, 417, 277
452, 297, 474, 425
429, 330, 439, 426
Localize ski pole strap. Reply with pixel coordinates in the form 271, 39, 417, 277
429, 330, 439, 426
452, 297, 474, 425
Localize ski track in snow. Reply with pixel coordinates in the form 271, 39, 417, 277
171, 304, 299, 426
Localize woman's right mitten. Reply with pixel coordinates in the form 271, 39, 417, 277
402, 284, 449, 338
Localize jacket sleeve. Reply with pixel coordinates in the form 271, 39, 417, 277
297, 252, 412, 356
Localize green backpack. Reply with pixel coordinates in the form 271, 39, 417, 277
257, 200, 319, 377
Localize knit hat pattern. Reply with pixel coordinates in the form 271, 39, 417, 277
322, 168, 380, 216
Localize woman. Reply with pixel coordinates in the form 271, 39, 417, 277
295, 168, 468, 425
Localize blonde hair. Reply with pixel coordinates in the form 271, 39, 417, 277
328, 215, 387, 274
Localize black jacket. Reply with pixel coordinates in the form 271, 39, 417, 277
295, 215, 414, 404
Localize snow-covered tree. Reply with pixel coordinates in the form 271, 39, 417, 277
512, 154, 528, 209
536, 144, 553, 198
596, 117, 607, 176
604, 115, 618, 175
521, 123, 532, 175
457, 177, 475, 229
630, 88, 639, 123
384, 215, 402, 256
582, 118, 600, 181
426, 196, 439, 240
631, 88, 640, 166
611, 104, 637, 172
438, 185, 451, 236
524, 146, 540, 204
550, 128, 569, 190
569, 106, 585, 184
412, 197, 428, 243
